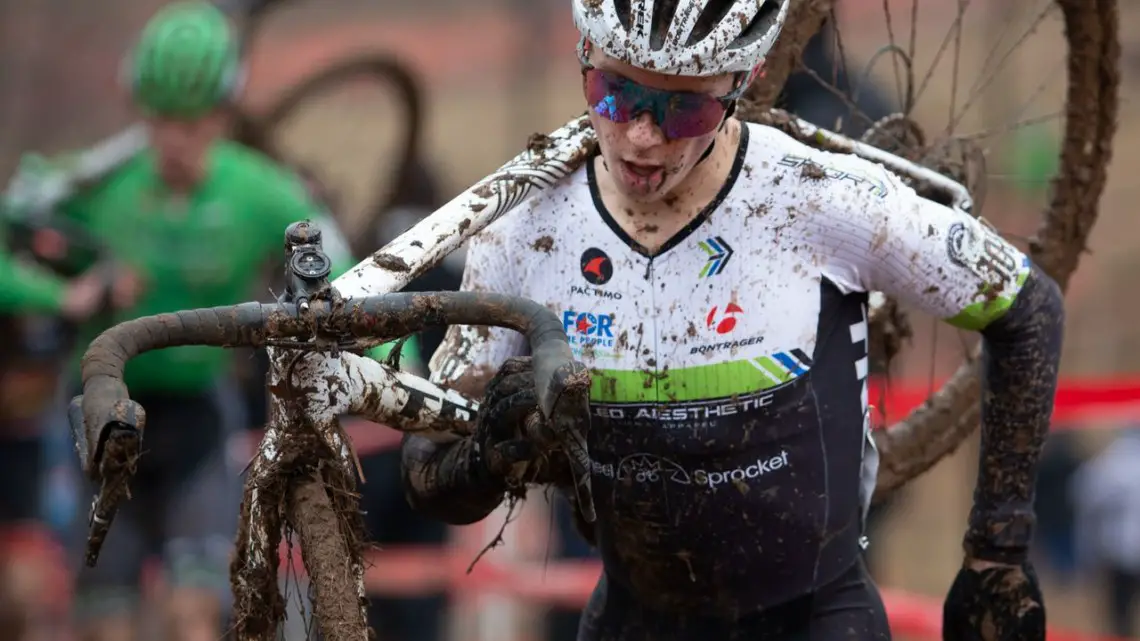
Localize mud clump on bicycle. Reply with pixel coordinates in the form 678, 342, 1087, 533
372, 252, 411, 272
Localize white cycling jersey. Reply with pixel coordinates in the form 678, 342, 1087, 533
429, 121, 1030, 615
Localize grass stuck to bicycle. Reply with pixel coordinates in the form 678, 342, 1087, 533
63, 0, 1119, 639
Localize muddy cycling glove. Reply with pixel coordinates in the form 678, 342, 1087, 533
942, 560, 1045, 641
475, 356, 572, 487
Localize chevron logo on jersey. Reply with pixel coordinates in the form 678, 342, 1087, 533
698, 236, 734, 277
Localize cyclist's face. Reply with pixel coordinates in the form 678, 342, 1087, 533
584, 51, 735, 202
146, 112, 226, 187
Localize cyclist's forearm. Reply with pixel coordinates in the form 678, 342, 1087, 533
400, 434, 505, 525
967, 265, 1063, 563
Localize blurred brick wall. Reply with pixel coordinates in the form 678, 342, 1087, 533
0, 0, 163, 174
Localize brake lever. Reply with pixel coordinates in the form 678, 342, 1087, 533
68, 395, 145, 567
85, 425, 142, 566
538, 361, 595, 522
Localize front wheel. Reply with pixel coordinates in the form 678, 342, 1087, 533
287, 466, 369, 641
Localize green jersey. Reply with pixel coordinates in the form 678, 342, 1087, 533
39, 140, 386, 392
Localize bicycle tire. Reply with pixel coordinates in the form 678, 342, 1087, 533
739, 0, 1118, 500
255, 54, 425, 251
287, 466, 368, 641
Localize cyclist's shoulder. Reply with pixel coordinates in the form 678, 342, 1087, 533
55, 151, 150, 211
737, 120, 904, 212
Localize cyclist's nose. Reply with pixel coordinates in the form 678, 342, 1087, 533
625, 112, 666, 149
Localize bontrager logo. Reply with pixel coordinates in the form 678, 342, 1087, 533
706, 302, 743, 334
590, 451, 792, 490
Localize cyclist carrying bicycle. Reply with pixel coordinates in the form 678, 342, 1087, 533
402, 1, 1061, 639
0, 2, 390, 640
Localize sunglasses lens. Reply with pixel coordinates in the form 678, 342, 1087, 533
584, 69, 634, 123
661, 94, 727, 138
583, 69, 727, 139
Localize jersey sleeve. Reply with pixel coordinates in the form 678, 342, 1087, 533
428, 213, 529, 395
808, 152, 1030, 331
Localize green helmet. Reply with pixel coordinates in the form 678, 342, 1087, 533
128, 1, 241, 118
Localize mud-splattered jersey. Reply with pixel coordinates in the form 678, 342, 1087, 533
429, 122, 1030, 615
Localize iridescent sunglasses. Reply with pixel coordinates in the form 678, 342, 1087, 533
577, 38, 754, 140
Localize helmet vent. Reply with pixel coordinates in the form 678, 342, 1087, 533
648, 0, 681, 51
685, 0, 736, 48
613, 0, 633, 31
729, 0, 782, 50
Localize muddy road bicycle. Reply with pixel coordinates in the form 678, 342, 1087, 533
66, 0, 1117, 639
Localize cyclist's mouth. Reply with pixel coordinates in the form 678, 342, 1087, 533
619, 159, 665, 191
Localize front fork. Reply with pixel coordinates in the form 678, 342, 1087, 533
233, 221, 367, 639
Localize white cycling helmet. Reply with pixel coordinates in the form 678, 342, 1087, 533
572, 0, 790, 77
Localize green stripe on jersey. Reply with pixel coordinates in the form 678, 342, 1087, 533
591, 353, 809, 404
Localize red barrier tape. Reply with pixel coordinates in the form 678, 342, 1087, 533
868, 375, 1140, 427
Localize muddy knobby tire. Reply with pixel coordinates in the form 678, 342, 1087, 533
288, 468, 370, 641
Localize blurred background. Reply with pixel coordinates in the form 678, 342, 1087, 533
1, 0, 1140, 640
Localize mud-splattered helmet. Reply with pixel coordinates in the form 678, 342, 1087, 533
571, 0, 790, 76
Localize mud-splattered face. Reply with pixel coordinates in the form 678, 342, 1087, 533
584, 50, 736, 203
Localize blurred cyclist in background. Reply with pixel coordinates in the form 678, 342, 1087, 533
1, 2, 364, 640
